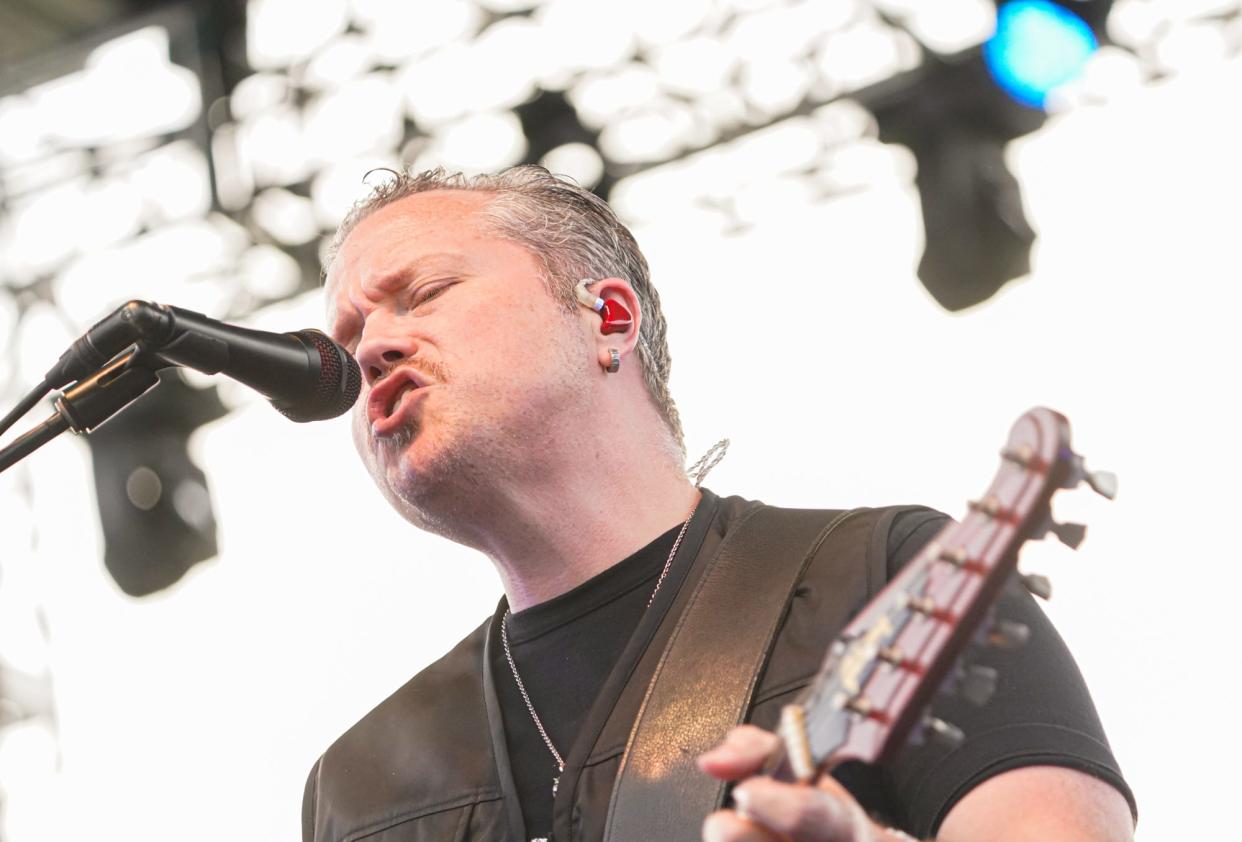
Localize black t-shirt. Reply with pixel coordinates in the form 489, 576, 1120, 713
496, 523, 683, 839
492, 509, 1133, 840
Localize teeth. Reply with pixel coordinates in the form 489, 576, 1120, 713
387, 383, 417, 417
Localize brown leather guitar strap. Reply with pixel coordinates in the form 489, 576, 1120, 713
602, 505, 860, 842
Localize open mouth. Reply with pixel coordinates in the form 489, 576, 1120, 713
367, 368, 429, 430
386, 381, 420, 417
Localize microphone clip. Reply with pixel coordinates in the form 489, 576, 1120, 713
54, 347, 166, 435
0, 347, 165, 474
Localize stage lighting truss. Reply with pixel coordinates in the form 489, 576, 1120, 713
3, 0, 1241, 418
0, 4, 312, 439
206, 0, 1242, 264
2, 0, 1239, 457
0, 3, 236, 624
4, 0, 1240, 296
4, 0, 1242, 525
0, 7, 230, 379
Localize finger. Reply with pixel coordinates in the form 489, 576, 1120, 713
698, 725, 782, 780
702, 808, 782, 842
731, 777, 866, 842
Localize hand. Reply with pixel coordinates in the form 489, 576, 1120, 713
697, 725, 892, 842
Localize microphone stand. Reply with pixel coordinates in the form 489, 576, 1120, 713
0, 347, 166, 474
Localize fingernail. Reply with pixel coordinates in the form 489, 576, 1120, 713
731, 787, 750, 812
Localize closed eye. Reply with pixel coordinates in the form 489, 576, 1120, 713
412, 281, 455, 308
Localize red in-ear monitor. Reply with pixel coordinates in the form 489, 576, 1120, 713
576, 278, 633, 335
599, 299, 632, 335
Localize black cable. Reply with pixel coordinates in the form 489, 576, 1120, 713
0, 378, 52, 440
0, 411, 68, 474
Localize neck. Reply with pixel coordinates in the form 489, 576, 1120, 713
427, 426, 699, 612
487, 457, 700, 613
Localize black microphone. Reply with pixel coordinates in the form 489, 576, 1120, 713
44, 300, 362, 422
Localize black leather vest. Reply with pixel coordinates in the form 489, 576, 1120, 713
304, 492, 908, 842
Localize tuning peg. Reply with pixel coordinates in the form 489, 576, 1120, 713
1086, 469, 1118, 499
845, 695, 875, 717
906, 595, 938, 616
1065, 454, 1118, 499
1021, 573, 1052, 600
922, 715, 965, 750
1001, 446, 1030, 467
877, 645, 906, 667
1050, 520, 1087, 549
1000, 445, 1044, 471
958, 665, 999, 706
1029, 514, 1087, 549
985, 619, 1031, 650
967, 496, 1002, 518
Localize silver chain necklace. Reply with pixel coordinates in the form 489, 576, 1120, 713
501, 441, 728, 842
500, 504, 697, 800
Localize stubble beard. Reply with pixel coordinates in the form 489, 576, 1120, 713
371, 386, 508, 542
363, 324, 593, 546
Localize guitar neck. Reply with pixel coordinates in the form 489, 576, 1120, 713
767, 408, 1115, 782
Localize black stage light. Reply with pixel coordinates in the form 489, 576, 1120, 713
84, 374, 228, 597
873, 58, 1044, 312
866, 0, 1112, 311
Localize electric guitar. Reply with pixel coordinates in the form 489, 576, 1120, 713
768, 407, 1116, 783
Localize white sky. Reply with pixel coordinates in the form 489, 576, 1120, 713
3, 55, 1240, 841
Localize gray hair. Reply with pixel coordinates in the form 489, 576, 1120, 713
327, 165, 684, 454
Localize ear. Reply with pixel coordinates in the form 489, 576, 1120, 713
581, 277, 642, 371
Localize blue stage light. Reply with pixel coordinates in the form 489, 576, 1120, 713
984, 1, 1099, 109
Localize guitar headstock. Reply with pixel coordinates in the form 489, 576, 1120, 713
771, 407, 1116, 783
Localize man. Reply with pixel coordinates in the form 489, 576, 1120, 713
305, 165, 1135, 841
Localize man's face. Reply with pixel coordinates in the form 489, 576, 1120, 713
325, 190, 594, 527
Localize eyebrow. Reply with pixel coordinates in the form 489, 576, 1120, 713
327, 252, 472, 337
368, 253, 474, 294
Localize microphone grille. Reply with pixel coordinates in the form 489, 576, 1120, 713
281, 330, 362, 422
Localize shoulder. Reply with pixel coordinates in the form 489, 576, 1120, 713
736, 498, 948, 583
715, 492, 945, 545
330, 615, 492, 753
707, 494, 949, 603
749, 502, 948, 716
305, 617, 502, 840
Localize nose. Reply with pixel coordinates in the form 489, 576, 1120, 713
355, 318, 418, 386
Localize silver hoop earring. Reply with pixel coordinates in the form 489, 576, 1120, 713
605, 348, 621, 373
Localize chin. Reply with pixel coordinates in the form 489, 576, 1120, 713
351, 393, 531, 540
378, 433, 467, 526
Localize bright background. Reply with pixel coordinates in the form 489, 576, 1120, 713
1, 2, 1240, 840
